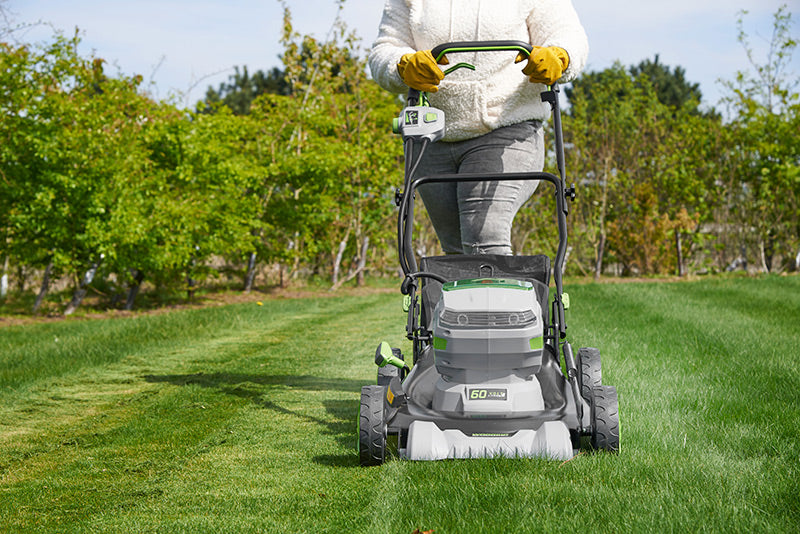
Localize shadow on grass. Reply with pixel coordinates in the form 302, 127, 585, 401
144, 372, 362, 468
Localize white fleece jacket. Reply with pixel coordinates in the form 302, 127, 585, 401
368, 0, 588, 141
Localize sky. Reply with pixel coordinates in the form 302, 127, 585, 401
3, 0, 799, 110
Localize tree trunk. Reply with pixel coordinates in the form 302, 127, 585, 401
187, 246, 199, 300
125, 269, 145, 311
64, 257, 103, 316
356, 236, 369, 287
332, 239, 347, 285
186, 275, 196, 300
594, 233, 606, 280
594, 155, 610, 281
764, 235, 775, 273
675, 230, 685, 277
1, 256, 8, 300
16, 265, 26, 293
760, 240, 773, 273
330, 237, 370, 291
32, 262, 53, 313
244, 252, 258, 293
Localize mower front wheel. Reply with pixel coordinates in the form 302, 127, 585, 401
591, 385, 620, 453
358, 385, 387, 466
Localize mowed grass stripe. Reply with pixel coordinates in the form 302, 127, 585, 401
568, 278, 800, 526
98, 290, 403, 532
1, 293, 405, 532
359, 277, 800, 533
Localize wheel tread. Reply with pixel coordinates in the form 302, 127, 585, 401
578, 347, 602, 402
358, 385, 387, 466
591, 385, 620, 453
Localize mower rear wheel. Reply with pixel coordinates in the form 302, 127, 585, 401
358, 385, 387, 466
578, 347, 602, 401
591, 385, 620, 453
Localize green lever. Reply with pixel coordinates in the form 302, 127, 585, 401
375, 341, 409, 370
443, 62, 476, 75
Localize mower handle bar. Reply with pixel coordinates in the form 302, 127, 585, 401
431, 40, 533, 62
398, 41, 571, 339
406, 41, 534, 106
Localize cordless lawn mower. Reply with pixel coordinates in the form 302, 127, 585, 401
358, 41, 619, 465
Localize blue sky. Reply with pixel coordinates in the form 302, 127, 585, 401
4, 0, 798, 110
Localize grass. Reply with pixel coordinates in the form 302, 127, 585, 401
1, 276, 798, 533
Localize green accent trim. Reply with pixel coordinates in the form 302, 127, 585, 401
442, 278, 533, 292
402, 294, 411, 313
376, 341, 408, 370
376, 341, 392, 367
529, 336, 544, 350
443, 62, 476, 75
563, 292, 570, 310
435, 45, 531, 62
433, 337, 448, 351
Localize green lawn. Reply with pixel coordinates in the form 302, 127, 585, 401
1, 276, 798, 533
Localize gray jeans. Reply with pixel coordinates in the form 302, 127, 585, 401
416, 120, 544, 255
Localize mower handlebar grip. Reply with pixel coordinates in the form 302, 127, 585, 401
431, 40, 533, 62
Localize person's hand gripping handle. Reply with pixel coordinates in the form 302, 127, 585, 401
397, 49, 450, 93
515, 46, 570, 85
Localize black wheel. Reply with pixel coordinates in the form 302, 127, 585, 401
578, 347, 602, 401
358, 385, 387, 466
591, 385, 620, 453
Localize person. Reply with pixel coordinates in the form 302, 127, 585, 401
369, 0, 588, 255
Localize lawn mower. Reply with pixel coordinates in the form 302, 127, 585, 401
358, 41, 619, 465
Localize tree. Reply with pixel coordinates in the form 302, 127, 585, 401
565, 61, 717, 277
721, 4, 799, 272
200, 65, 290, 115
0, 32, 155, 312
630, 55, 703, 111
245, 3, 401, 288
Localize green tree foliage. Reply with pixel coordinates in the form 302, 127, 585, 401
1, 33, 155, 308
719, 5, 799, 272
249, 4, 401, 286
566, 63, 724, 277
200, 65, 290, 115
2, 3, 798, 315
630, 55, 702, 111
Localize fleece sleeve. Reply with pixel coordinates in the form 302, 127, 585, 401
526, 0, 589, 82
368, 0, 417, 94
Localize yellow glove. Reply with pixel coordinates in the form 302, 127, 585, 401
397, 49, 449, 92
515, 46, 570, 85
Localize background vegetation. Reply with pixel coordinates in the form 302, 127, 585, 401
1, 4, 798, 315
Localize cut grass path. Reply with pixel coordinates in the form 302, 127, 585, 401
1, 277, 798, 532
